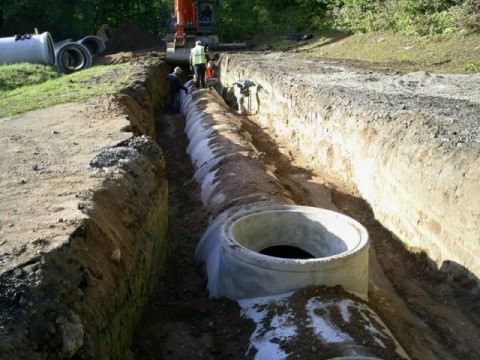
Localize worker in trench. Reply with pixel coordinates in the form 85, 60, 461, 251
190, 40, 207, 88
206, 61, 218, 88
233, 80, 256, 114
165, 66, 188, 114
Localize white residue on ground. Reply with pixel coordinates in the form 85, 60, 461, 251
306, 297, 353, 344
338, 299, 353, 322
200, 168, 218, 205
239, 293, 296, 360
356, 302, 410, 359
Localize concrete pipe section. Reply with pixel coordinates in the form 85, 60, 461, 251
77, 35, 106, 56
0, 32, 55, 65
179, 88, 409, 359
181, 89, 368, 300
54, 41, 93, 73
218, 204, 369, 300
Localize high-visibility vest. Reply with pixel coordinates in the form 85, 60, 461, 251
190, 45, 206, 65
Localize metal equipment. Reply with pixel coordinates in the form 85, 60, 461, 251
166, 0, 220, 64
166, 0, 247, 64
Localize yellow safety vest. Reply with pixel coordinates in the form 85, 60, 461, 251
190, 45, 206, 65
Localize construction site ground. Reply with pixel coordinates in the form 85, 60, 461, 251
130, 106, 479, 360
1, 39, 480, 359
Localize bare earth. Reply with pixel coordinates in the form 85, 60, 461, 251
0, 101, 130, 277
1, 51, 479, 359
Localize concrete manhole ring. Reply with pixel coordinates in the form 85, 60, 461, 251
217, 204, 369, 300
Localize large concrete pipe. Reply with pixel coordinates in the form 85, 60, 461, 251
0, 32, 55, 65
218, 204, 369, 300
180, 89, 368, 300
179, 88, 409, 360
239, 291, 409, 359
54, 41, 93, 73
77, 35, 106, 56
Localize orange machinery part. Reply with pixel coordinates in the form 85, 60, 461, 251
175, 0, 197, 43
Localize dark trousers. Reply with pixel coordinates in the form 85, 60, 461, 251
194, 63, 206, 88
169, 92, 180, 113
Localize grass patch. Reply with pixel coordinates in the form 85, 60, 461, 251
260, 31, 480, 74
0, 63, 62, 91
0, 63, 135, 118
465, 61, 480, 72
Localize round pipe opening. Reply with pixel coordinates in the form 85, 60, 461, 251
230, 208, 363, 261
61, 48, 86, 71
214, 205, 369, 300
259, 245, 315, 259
78, 36, 106, 55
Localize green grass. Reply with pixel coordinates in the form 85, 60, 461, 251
0, 63, 62, 91
0, 63, 136, 118
258, 31, 480, 74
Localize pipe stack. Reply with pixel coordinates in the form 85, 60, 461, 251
54, 35, 106, 73
0, 32, 106, 73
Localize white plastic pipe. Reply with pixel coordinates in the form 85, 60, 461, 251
0, 32, 55, 65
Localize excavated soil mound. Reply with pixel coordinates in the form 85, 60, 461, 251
104, 22, 165, 55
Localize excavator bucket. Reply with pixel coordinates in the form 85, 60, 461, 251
166, 47, 191, 64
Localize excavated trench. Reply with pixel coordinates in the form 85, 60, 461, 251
134, 55, 480, 360
2, 54, 480, 359
135, 54, 480, 359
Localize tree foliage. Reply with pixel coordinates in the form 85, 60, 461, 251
216, 0, 479, 40
331, 0, 480, 35
0, 0, 171, 39
0, 0, 478, 41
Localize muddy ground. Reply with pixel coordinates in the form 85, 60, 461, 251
1, 47, 479, 359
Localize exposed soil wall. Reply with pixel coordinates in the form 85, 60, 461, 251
0, 58, 170, 359
218, 53, 480, 283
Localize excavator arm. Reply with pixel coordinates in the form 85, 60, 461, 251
173, 0, 197, 47
166, 0, 243, 65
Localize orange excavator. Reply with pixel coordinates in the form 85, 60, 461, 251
165, 0, 246, 64
166, 0, 220, 64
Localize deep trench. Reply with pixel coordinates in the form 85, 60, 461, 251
132, 113, 254, 359
131, 83, 480, 360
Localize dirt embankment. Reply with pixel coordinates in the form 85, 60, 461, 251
0, 57, 170, 359
220, 52, 480, 279
218, 53, 480, 359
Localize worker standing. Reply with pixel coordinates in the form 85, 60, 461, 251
165, 67, 188, 114
233, 80, 256, 114
206, 61, 218, 88
190, 40, 207, 88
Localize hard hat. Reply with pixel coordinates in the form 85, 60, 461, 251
195, 40, 202, 46
174, 66, 183, 74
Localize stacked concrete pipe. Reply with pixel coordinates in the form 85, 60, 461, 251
54, 36, 105, 73
78, 35, 107, 56
178, 88, 409, 359
0, 32, 105, 73
54, 41, 93, 73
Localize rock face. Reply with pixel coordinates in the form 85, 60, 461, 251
218, 53, 480, 282
0, 60, 170, 359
